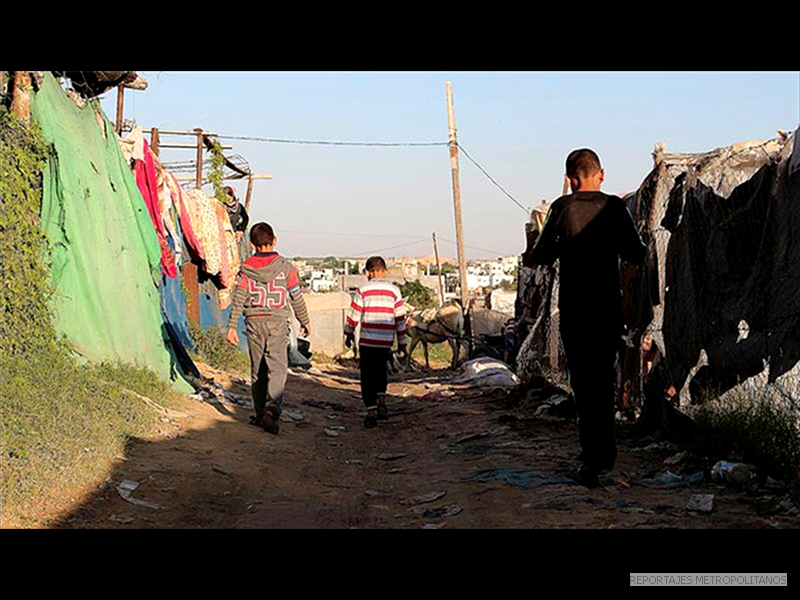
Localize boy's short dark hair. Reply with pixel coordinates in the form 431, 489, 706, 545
566, 148, 602, 179
250, 222, 275, 247
365, 256, 387, 273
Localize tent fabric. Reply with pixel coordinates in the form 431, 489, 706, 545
31, 72, 193, 392
622, 133, 798, 402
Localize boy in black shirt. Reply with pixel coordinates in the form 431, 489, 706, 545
528, 149, 646, 487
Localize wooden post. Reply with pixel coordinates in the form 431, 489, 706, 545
115, 83, 125, 135
194, 128, 204, 189
446, 80, 471, 358
10, 71, 32, 123
432, 233, 445, 306
150, 127, 160, 157
245, 174, 255, 213
184, 128, 206, 328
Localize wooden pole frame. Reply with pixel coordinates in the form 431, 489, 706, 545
116, 84, 125, 135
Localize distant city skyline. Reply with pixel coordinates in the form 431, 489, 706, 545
102, 71, 799, 258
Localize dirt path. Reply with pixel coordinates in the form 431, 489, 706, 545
50, 363, 799, 529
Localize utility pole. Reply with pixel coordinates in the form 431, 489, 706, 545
432, 233, 445, 306
446, 80, 471, 358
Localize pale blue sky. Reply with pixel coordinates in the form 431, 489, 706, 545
100, 71, 799, 259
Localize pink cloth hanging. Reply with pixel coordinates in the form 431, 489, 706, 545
134, 139, 177, 278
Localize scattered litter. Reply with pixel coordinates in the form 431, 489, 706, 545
281, 409, 306, 423
664, 451, 689, 466
452, 358, 520, 388
422, 523, 444, 529
460, 467, 574, 489
303, 399, 349, 412
345, 459, 364, 466
116, 480, 161, 510
388, 468, 404, 474
324, 429, 340, 438
764, 476, 787, 490
401, 491, 447, 506
534, 394, 576, 420
109, 514, 135, 524
365, 490, 383, 498
652, 471, 683, 486
376, 453, 408, 461
619, 505, 656, 515
633, 441, 678, 453
307, 367, 325, 376
223, 391, 253, 409
411, 504, 464, 519
687, 494, 715, 513
711, 461, 756, 485
778, 496, 800, 516
688, 472, 706, 484
420, 391, 447, 402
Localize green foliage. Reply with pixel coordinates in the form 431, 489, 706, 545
188, 322, 250, 374
400, 279, 437, 310
0, 107, 67, 363
208, 137, 227, 204
688, 390, 800, 481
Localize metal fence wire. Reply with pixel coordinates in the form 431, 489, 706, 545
516, 133, 800, 418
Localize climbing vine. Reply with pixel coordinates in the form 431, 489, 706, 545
208, 137, 227, 204
0, 107, 67, 361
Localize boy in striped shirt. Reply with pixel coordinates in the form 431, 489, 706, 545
344, 256, 408, 429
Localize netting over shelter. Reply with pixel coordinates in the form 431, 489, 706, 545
517, 130, 800, 417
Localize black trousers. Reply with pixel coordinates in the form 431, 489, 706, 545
560, 323, 620, 471
359, 346, 391, 409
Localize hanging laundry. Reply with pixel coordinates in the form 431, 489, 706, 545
130, 137, 177, 278
164, 171, 204, 263
214, 201, 240, 310
183, 189, 224, 277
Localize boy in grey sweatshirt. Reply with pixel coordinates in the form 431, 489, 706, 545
227, 223, 311, 434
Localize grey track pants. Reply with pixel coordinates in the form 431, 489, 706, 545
246, 318, 289, 419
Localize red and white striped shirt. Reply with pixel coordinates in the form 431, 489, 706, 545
345, 280, 408, 348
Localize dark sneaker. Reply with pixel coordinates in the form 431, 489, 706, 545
572, 465, 600, 488
249, 414, 264, 427
364, 413, 378, 429
261, 408, 280, 435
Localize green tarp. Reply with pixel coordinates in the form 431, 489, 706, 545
31, 73, 193, 392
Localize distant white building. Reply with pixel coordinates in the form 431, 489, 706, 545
310, 269, 338, 293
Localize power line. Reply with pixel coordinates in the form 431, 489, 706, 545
351, 238, 430, 258
281, 229, 429, 240
438, 236, 510, 257
457, 143, 530, 214
218, 134, 448, 148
